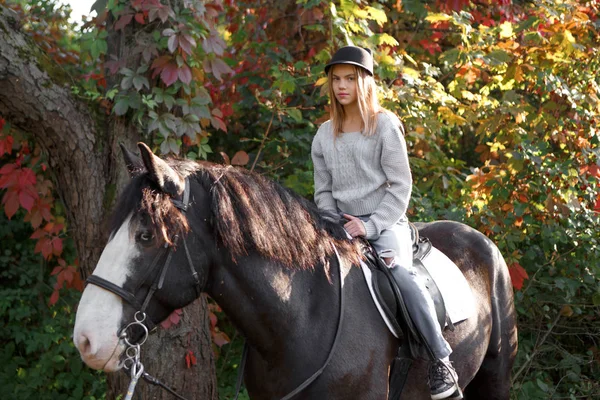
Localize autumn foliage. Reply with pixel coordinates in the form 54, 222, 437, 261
1, 0, 599, 398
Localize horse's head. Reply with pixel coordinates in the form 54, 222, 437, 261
73, 143, 214, 372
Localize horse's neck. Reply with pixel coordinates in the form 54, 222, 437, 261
208, 253, 343, 359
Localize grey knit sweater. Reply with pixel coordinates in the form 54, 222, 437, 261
311, 111, 412, 240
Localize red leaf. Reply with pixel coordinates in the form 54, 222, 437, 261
115, 14, 134, 31
31, 228, 46, 239
3, 190, 19, 219
39, 237, 53, 259
134, 13, 145, 24
19, 191, 35, 212
49, 290, 59, 306
52, 237, 63, 256
209, 311, 218, 328
49, 223, 64, 235
160, 308, 182, 329
210, 115, 227, 132
18, 168, 36, 188
509, 262, 529, 290
0, 135, 13, 157
0, 163, 17, 175
161, 63, 179, 86
62, 267, 73, 283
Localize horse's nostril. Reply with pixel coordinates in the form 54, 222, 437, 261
77, 332, 94, 357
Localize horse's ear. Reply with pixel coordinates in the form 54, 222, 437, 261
137, 142, 184, 196
120, 143, 145, 177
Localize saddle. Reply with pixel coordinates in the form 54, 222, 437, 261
360, 225, 453, 400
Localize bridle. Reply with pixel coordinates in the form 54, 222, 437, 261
85, 176, 346, 400
86, 178, 205, 400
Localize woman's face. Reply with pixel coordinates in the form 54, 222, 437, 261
331, 64, 358, 107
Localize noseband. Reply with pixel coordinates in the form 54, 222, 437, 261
86, 178, 205, 400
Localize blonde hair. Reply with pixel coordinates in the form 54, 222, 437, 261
327, 65, 381, 137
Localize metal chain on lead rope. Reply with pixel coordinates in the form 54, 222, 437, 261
121, 312, 149, 400
118, 312, 191, 400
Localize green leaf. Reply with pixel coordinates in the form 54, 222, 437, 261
484, 50, 512, 66
287, 109, 303, 123
593, 291, 600, 306
402, 0, 427, 18
113, 98, 130, 116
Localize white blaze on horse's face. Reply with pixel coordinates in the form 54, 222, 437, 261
73, 214, 139, 372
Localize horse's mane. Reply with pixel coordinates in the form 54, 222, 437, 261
111, 159, 362, 270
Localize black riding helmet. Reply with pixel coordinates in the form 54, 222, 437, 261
325, 46, 374, 76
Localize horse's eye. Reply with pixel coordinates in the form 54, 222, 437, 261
139, 231, 153, 243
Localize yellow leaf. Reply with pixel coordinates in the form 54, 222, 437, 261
499, 21, 513, 39
366, 6, 387, 26
563, 30, 576, 43
402, 67, 420, 79
377, 33, 399, 46
403, 53, 418, 67
315, 77, 328, 87
425, 13, 452, 23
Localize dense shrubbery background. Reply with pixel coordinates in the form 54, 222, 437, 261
1, 0, 598, 398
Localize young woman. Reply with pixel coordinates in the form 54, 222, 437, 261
311, 46, 462, 400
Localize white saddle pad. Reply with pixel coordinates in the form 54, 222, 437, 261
361, 246, 475, 338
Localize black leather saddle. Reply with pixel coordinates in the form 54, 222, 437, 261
361, 226, 453, 360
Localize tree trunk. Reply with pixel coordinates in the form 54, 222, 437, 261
0, 5, 217, 399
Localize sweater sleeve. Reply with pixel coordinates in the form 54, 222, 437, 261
363, 115, 412, 240
311, 124, 337, 212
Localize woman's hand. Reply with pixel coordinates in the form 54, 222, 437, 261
343, 214, 366, 238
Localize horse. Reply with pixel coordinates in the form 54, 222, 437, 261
73, 143, 518, 399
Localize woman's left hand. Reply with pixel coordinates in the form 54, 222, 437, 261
343, 214, 366, 238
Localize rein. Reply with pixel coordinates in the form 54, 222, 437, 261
86, 178, 203, 400
233, 244, 346, 400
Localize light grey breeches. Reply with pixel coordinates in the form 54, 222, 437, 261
365, 219, 452, 360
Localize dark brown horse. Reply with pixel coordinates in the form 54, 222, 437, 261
73, 143, 518, 399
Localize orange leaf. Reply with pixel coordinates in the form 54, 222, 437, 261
514, 217, 523, 227
220, 152, 231, 165
231, 151, 249, 166
212, 331, 230, 348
